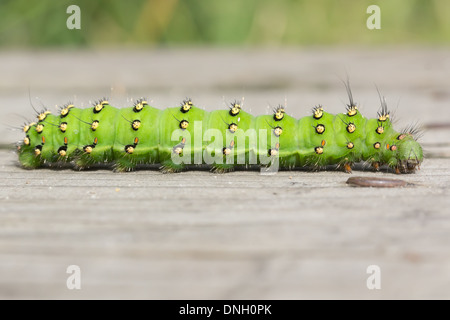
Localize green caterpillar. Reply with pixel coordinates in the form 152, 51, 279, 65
17, 84, 423, 174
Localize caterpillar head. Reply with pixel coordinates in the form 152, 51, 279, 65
396, 137, 423, 173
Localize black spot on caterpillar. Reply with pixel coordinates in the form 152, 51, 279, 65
16, 83, 423, 174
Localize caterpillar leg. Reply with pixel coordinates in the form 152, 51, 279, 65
73, 146, 114, 170
74, 154, 96, 170
372, 161, 380, 171
211, 163, 235, 173
114, 156, 137, 172
160, 160, 185, 173
344, 162, 353, 174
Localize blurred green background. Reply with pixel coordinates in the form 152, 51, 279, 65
0, 0, 449, 47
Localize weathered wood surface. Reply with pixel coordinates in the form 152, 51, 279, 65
0, 48, 449, 299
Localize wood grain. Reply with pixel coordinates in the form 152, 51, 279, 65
1, 48, 449, 299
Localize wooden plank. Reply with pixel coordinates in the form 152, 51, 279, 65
1, 48, 450, 299
1, 149, 449, 299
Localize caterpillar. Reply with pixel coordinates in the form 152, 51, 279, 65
16, 83, 423, 174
